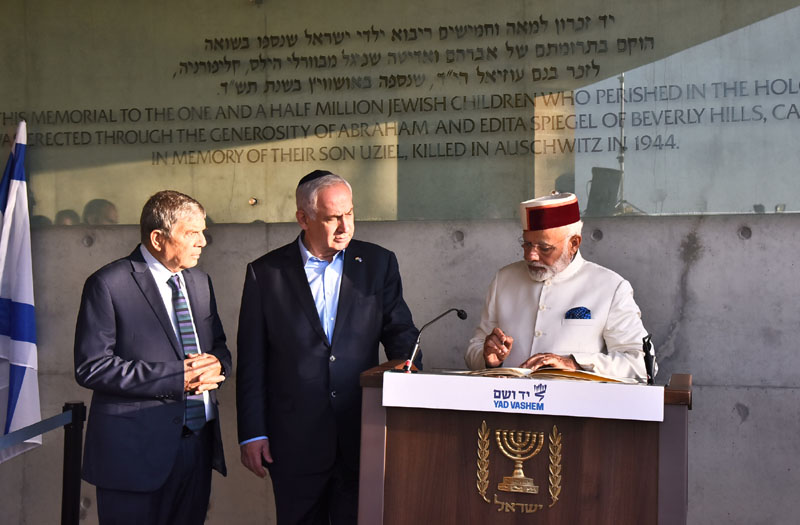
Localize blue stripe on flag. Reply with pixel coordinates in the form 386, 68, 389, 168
4, 364, 26, 434
1, 142, 26, 214
0, 155, 11, 214
0, 298, 37, 344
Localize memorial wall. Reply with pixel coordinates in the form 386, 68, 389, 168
2, 0, 798, 224
4, 3, 800, 523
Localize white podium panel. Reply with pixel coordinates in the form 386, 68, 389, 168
382, 371, 664, 422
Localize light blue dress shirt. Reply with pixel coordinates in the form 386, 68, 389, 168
298, 236, 345, 343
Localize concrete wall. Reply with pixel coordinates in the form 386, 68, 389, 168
2, 214, 799, 523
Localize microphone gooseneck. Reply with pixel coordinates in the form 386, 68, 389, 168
402, 308, 468, 372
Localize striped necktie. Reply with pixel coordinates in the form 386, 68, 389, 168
168, 274, 206, 432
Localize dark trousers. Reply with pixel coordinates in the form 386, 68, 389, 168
271, 457, 359, 525
95, 425, 213, 525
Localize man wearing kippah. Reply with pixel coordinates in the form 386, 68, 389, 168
465, 192, 652, 380
236, 170, 419, 524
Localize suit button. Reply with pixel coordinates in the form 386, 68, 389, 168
173, 417, 182, 425
330, 391, 337, 398
329, 355, 336, 362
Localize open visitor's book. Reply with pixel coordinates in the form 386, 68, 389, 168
442, 366, 641, 384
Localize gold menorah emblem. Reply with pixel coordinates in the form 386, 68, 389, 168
495, 429, 545, 494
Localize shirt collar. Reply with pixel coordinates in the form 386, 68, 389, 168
298, 234, 345, 266
140, 244, 181, 283
552, 250, 584, 283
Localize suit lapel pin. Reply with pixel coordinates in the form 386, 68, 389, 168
355, 256, 363, 262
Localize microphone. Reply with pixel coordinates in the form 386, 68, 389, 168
642, 334, 655, 385
402, 308, 468, 373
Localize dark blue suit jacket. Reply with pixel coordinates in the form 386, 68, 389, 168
236, 237, 418, 478
74, 246, 231, 492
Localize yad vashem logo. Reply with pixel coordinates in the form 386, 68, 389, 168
476, 420, 562, 514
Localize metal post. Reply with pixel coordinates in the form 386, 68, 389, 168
61, 402, 86, 525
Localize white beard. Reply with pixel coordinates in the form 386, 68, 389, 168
527, 248, 573, 282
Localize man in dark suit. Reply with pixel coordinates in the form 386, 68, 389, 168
237, 170, 418, 524
74, 190, 231, 525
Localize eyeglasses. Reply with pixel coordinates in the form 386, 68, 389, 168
519, 237, 565, 256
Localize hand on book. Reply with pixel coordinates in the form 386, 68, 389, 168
519, 352, 580, 372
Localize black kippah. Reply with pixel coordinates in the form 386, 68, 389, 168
297, 170, 333, 187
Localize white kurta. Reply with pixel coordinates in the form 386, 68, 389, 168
465, 252, 651, 380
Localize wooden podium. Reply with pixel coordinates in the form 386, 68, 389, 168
359, 362, 691, 525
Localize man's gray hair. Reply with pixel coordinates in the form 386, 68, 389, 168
564, 220, 584, 239
295, 173, 352, 219
140, 190, 205, 243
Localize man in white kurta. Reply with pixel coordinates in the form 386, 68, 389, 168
465, 192, 651, 380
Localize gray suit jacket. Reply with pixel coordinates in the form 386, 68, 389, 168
74, 246, 231, 492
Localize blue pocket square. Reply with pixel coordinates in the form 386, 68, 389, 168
565, 306, 591, 319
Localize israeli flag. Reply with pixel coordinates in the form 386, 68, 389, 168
0, 121, 41, 463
